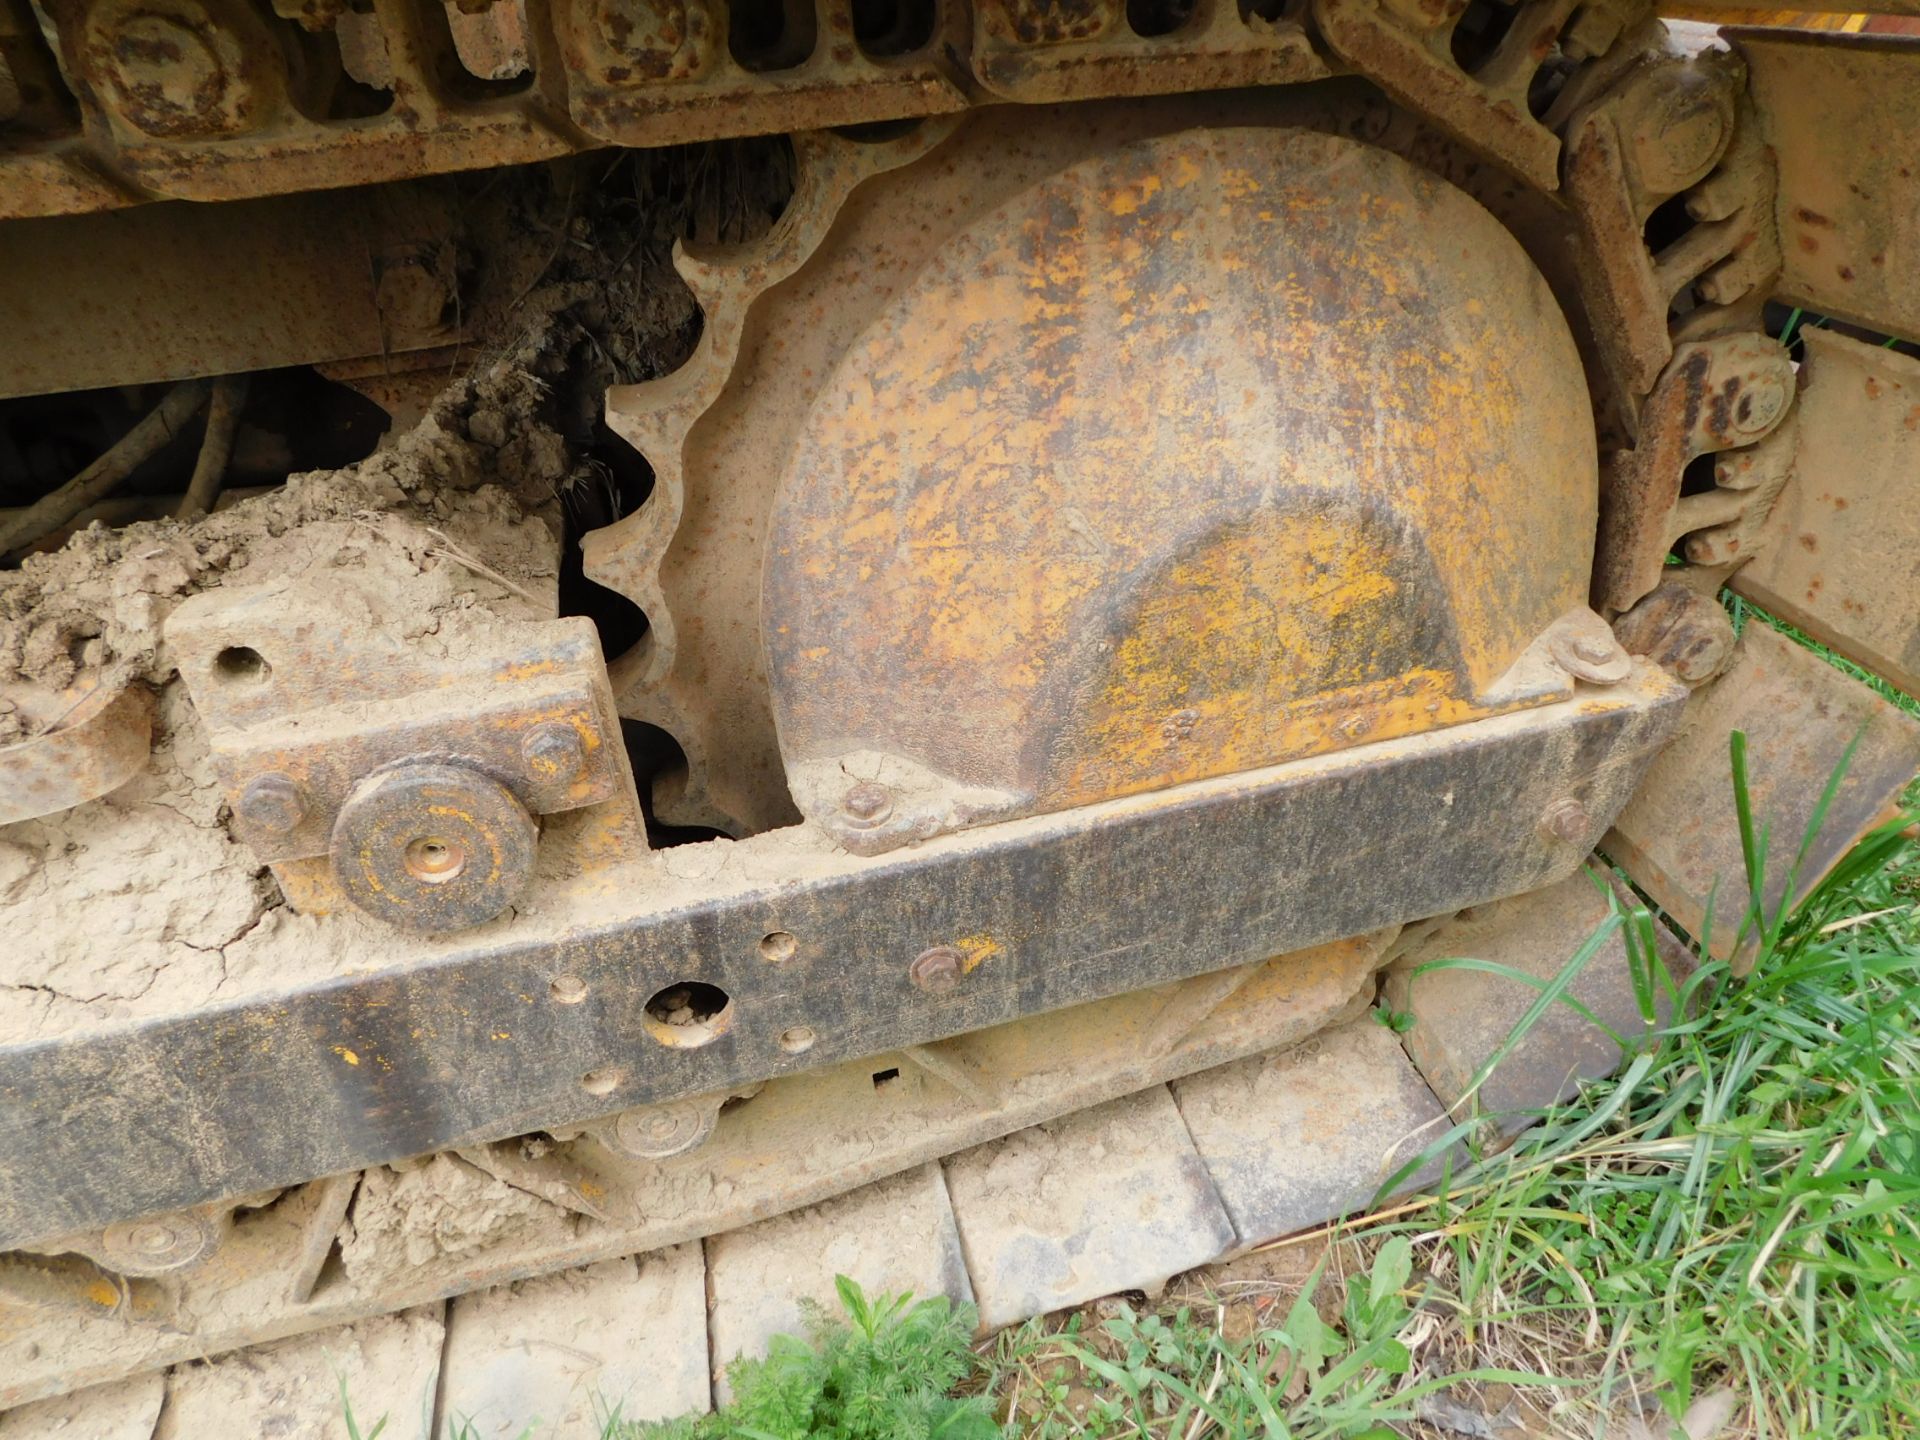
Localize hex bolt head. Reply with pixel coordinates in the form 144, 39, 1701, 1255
522, 722, 586, 787
1572, 635, 1615, 665
841, 781, 894, 827
237, 773, 306, 834
909, 945, 964, 994
1539, 797, 1592, 846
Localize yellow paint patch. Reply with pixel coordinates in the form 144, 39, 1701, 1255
333, 1046, 360, 1066
955, 934, 1005, 973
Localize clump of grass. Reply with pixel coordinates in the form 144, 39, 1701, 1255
620, 1277, 999, 1440
989, 732, 1918, 1437
1328, 740, 1920, 1437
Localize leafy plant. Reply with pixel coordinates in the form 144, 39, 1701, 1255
620, 1276, 1000, 1440
998, 1236, 1564, 1440
339, 1374, 388, 1440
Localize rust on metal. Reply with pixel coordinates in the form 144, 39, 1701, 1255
2, 0, 1374, 222
166, 608, 625, 863
1679, 389, 1798, 570
971, 0, 1326, 101
585, 90, 1708, 844
0, 178, 468, 398
0, 674, 153, 825
1593, 331, 1794, 615
1737, 27, 1920, 341
0, 665, 1684, 1259
164, 517, 644, 924
0, 934, 1391, 1406
1312, 0, 1650, 192
1732, 327, 1920, 698
762, 125, 1598, 848
1612, 578, 1736, 685
1561, 47, 1769, 408
330, 761, 543, 932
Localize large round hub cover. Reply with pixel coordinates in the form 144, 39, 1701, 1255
763, 126, 1595, 847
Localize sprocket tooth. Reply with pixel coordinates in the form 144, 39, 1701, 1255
579, 118, 955, 832
583, 123, 961, 831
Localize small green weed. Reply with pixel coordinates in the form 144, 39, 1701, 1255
339, 1374, 388, 1440
618, 1276, 999, 1440
996, 1238, 1563, 1439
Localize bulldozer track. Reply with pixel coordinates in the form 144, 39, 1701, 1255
1, 0, 1918, 1427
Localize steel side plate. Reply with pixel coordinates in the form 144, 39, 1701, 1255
0, 666, 1683, 1248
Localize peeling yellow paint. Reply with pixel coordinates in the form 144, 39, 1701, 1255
954, 934, 1005, 973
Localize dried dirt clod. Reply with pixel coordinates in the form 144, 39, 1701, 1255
337, 1155, 575, 1296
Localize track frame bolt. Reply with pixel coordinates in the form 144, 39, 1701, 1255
1539, 797, 1592, 845
909, 945, 964, 994
237, 773, 306, 834
841, 781, 893, 828
1571, 636, 1615, 665
522, 722, 586, 787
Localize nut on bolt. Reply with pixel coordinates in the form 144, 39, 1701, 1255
522, 722, 586, 787
237, 772, 306, 834
841, 781, 893, 828
1549, 621, 1632, 685
1538, 797, 1592, 846
909, 945, 964, 994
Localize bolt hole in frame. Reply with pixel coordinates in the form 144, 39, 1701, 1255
580, 1065, 624, 1096
212, 644, 271, 684
642, 980, 735, 1047
729, 0, 819, 71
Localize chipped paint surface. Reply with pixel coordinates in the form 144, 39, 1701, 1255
765, 126, 1595, 834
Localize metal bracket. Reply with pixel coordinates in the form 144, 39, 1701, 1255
0, 665, 1683, 1250
1594, 331, 1795, 615
168, 573, 635, 930
0, 674, 152, 824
